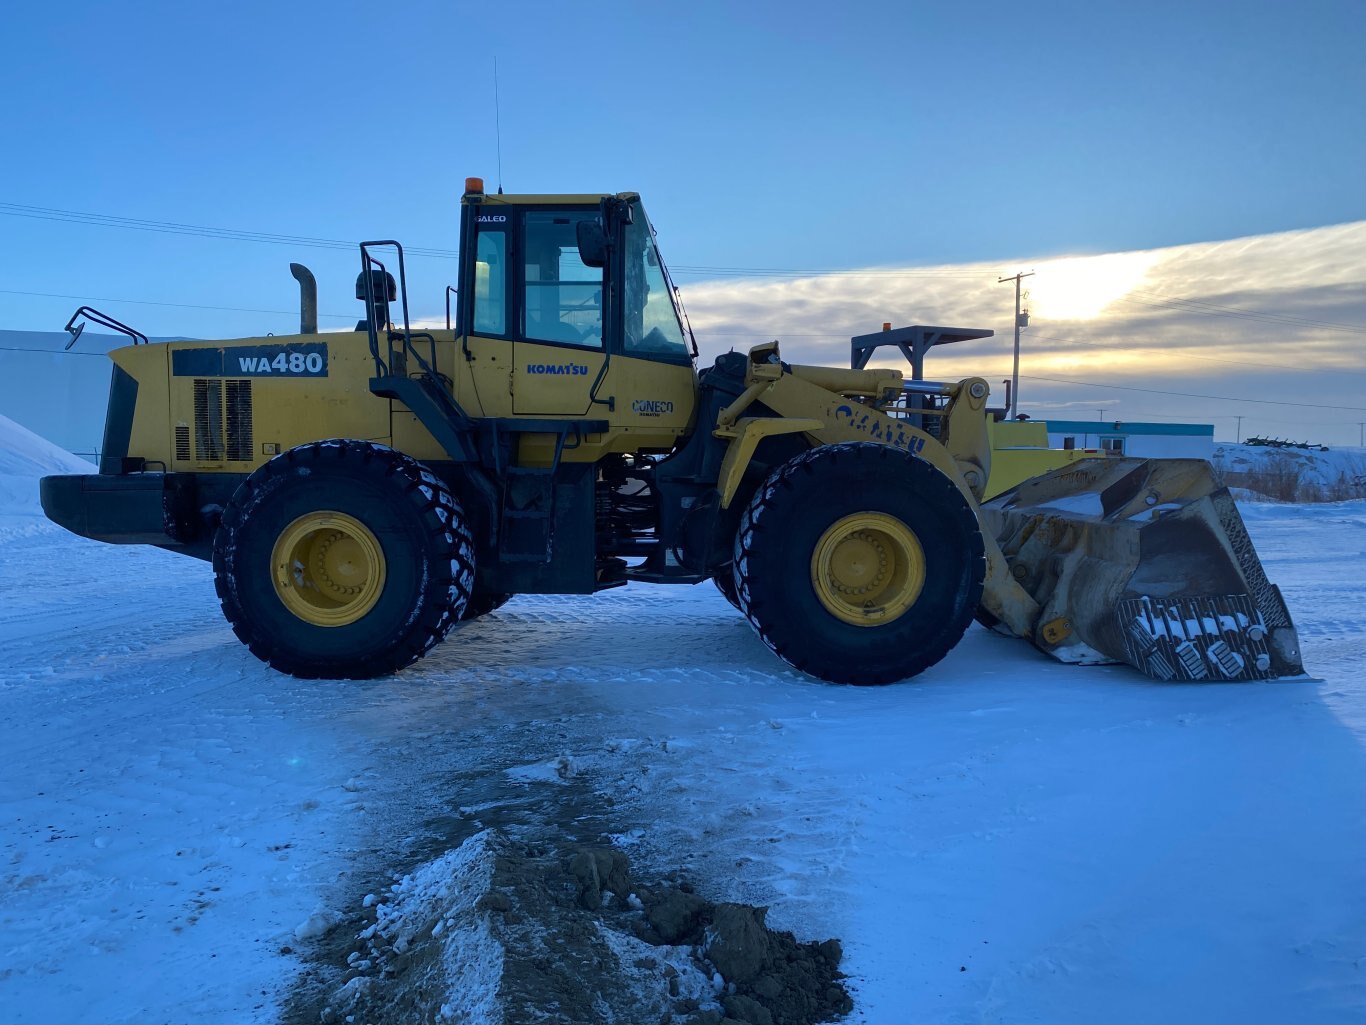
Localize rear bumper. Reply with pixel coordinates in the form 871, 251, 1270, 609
39, 472, 199, 547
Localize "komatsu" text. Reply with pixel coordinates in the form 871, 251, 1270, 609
526, 363, 589, 375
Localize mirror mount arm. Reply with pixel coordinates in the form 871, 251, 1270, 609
64, 306, 149, 350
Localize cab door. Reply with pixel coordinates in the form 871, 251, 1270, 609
511, 210, 607, 417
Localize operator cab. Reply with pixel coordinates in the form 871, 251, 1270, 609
458, 184, 692, 362
455, 182, 696, 426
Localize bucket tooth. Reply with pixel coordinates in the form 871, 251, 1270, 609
1144, 648, 1178, 682
1206, 639, 1245, 678
1174, 640, 1208, 679
979, 457, 1304, 682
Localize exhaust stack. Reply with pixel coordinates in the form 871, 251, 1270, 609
289, 263, 318, 335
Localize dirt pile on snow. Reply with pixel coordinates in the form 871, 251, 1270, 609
308, 832, 504, 1024
295, 830, 851, 1025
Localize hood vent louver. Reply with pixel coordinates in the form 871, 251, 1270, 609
191, 378, 253, 463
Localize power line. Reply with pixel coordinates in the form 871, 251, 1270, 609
0, 202, 990, 280
1126, 288, 1366, 334
693, 326, 1366, 387
0, 345, 107, 357
703, 329, 1366, 416
0, 202, 460, 260
6, 198, 1364, 342
692, 329, 847, 339
0, 287, 354, 320
1114, 293, 1366, 335
672, 265, 988, 279
1020, 372, 1366, 412
1247, 414, 1363, 427
1004, 403, 1362, 434
1024, 329, 1366, 379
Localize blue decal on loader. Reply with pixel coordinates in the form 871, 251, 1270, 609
526, 363, 589, 376
172, 343, 328, 377
834, 403, 926, 454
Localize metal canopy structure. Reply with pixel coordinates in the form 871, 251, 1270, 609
850, 324, 994, 380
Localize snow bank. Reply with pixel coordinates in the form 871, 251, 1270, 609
0, 412, 94, 479
1213, 442, 1366, 502
0, 412, 94, 524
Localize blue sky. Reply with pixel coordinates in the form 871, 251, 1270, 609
2, 1, 1365, 441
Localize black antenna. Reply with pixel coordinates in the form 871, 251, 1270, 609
494, 57, 504, 194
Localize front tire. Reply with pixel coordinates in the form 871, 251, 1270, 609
212, 440, 475, 679
734, 443, 985, 685
713, 571, 741, 610
460, 590, 515, 621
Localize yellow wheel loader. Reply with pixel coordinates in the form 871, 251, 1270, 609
40, 179, 1303, 685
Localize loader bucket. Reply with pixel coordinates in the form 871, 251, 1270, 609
979, 458, 1303, 681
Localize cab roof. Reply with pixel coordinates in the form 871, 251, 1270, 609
461, 190, 638, 207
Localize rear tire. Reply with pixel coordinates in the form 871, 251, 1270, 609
212, 440, 475, 679
734, 442, 984, 685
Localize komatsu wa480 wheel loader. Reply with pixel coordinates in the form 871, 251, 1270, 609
40, 179, 1303, 685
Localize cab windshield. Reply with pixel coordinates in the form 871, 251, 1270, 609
622, 203, 691, 360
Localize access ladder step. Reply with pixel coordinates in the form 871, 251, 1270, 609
498, 468, 557, 563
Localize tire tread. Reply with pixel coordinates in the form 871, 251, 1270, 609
212, 440, 475, 679
733, 442, 985, 685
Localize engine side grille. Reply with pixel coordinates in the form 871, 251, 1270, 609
193, 379, 224, 461
175, 424, 191, 462
225, 380, 253, 462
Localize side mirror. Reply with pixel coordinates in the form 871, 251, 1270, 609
576, 219, 609, 268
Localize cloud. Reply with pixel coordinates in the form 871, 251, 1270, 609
675, 221, 1366, 446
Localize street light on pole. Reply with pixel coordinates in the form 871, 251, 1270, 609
999, 271, 1034, 416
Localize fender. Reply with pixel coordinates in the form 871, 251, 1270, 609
713, 417, 824, 509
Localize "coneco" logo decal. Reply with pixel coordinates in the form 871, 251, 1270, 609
631, 399, 674, 416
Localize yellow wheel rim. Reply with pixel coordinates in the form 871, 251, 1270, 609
810, 512, 926, 627
270, 511, 386, 627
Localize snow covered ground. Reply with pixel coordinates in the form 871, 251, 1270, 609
3, 426, 1365, 1023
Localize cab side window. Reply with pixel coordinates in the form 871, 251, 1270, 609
523, 212, 604, 348
472, 229, 508, 336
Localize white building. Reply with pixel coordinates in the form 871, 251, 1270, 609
1043, 420, 1214, 460
0, 330, 125, 462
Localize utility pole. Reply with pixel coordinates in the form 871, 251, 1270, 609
999, 271, 1034, 417
1235, 415, 1244, 444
